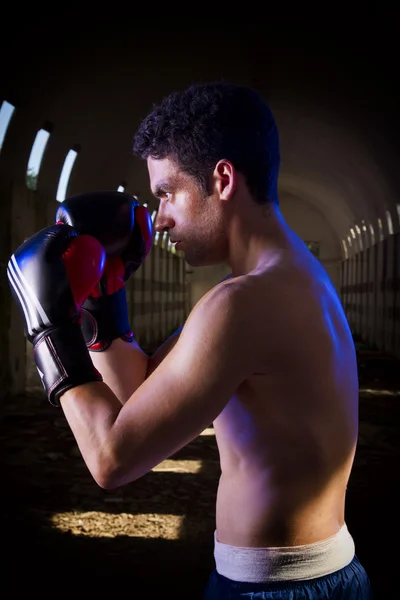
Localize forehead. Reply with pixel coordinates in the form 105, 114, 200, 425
147, 156, 182, 187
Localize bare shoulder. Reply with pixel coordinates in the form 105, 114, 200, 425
202, 265, 326, 344
185, 273, 260, 329
177, 274, 276, 363
181, 275, 250, 339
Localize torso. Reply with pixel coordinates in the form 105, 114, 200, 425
213, 247, 359, 548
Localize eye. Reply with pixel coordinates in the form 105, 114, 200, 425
155, 189, 171, 201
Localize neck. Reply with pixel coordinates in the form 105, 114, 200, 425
228, 203, 296, 276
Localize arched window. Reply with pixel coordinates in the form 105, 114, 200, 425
0, 100, 15, 154
369, 223, 375, 245
355, 224, 363, 251
341, 239, 349, 260
377, 218, 384, 242
26, 125, 51, 190
56, 146, 80, 202
385, 210, 394, 235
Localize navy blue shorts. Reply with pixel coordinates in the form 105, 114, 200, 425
203, 555, 373, 599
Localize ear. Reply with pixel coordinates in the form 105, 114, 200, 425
213, 159, 236, 200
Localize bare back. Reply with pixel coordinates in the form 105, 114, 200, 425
214, 248, 359, 548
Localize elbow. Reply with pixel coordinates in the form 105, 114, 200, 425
92, 463, 125, 490
85, 436, 146, 489
86, 450, 124, 490
90, 455, 140, 490
95, 476, 120, 491
91, 467, 116, 490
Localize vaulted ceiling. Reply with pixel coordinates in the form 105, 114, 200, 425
2, 16, 398, 252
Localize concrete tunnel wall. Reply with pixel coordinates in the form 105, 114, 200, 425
1, 20, 399, 397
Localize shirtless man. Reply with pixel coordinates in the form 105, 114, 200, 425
8, 82, 373, 598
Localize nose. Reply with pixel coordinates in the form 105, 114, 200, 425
154, 205, 175, 233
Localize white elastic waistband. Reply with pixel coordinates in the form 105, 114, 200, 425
214, 524, 355, 582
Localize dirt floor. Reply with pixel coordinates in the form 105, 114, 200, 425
0, 343, 399, 599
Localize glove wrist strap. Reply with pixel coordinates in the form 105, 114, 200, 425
33, 323, 103, 407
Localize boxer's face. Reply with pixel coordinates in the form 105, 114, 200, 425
148, 156, 229, 267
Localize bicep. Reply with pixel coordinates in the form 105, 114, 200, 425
157, 285, 253, 422
146, 324, 184, 376
112, 287, 254, 479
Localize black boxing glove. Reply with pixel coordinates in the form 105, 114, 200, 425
7, 224, 106, 406
55, 191, 153, 351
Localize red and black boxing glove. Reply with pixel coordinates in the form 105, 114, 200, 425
7, 224, 106, 406
55, 191, 153, 351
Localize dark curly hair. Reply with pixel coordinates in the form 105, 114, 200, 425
132, 81, 280, 205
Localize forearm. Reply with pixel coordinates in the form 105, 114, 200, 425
89, 324, 183, 402
90, 338, 148, 404
60, 376, 181, 490
60, 381, 123, 488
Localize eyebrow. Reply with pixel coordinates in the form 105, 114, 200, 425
152, 181, 173, 198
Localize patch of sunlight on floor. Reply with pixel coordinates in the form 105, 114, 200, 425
199, 428, 215, 436
51, 511, 184, 539
152, 459, 203, 473
50, 429, 216, 539
359, 388, 399, 396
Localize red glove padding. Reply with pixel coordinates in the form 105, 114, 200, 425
56, 192, 153, 351
63, 233, 107, 310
